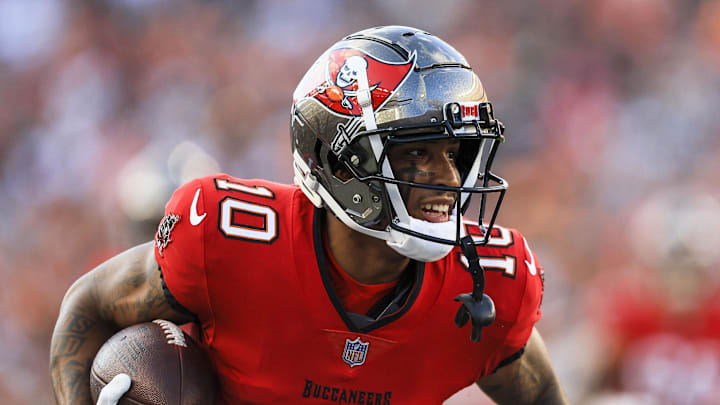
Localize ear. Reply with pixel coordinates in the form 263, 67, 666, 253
333, 166, 352, 182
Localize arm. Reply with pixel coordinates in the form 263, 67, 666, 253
49, 241, 195, 404
476, 327, 569, 405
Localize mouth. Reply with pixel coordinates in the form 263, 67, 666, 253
418, 202, 452, 223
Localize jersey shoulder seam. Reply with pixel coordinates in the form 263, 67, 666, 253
195, 176, 217, 344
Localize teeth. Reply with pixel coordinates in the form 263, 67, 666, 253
421, 203, 450, 214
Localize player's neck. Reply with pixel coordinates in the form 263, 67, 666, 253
325, 211, 410, 285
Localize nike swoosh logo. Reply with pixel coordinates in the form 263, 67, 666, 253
522, 237, 537, 276
190, 188, 206, 226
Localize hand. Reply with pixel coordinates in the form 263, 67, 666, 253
96, 373, 131, 405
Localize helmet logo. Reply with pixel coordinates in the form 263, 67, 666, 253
336, 55, 366, 88
294, 47, 416, 118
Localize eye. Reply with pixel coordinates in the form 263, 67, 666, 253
446, 150, 457, 160
406, 148, 426, 157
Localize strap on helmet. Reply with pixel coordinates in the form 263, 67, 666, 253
356, 66, 377, 131
454, 235, 496, 341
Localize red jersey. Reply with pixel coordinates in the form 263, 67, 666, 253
154, 174, 544, 404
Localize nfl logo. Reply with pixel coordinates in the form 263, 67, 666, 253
342, 337, 369, 367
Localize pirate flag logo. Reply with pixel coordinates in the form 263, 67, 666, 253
155, 213, 180, 257
294, 47, 416, 117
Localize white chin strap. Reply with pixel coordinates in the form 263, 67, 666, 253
387, 217, 457, 262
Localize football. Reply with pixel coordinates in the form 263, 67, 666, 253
90, 320, 217, 405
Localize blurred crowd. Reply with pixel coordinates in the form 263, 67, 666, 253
1, 0, 719, 404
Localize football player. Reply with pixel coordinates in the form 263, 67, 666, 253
51, 26, 568, 404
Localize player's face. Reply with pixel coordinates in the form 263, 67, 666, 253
387, 139, 461, 223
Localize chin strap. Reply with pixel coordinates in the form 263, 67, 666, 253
355, 64, 377, 131
386, 216, 456, 262
455, 235, 496, 342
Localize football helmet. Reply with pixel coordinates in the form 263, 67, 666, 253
291, 26, 506, 262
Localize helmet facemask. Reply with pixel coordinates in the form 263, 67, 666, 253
291, 26, 507, 261
293, 102, 506, 261
339, 106, 506, 249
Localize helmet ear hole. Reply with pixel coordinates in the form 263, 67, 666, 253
326, 151, 352, 182
316, 142, 352, 182
313, 139, 323, 168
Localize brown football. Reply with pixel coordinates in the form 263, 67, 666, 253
90, 320, 217, 405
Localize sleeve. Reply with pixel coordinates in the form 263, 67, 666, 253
501, 232, 544, 349
153, 177, 213, 324
484, 230, 543, 374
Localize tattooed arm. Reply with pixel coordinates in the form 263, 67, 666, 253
475, 328, 569, 404
49, 242, 195, 404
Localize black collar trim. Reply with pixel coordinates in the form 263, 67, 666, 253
313, 208, 424, 333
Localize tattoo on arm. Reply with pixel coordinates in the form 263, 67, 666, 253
511, 360, 543, 398
50, 310, 100, 404
94, 250, 182, 325
51, 242, 194, 404
478, 330, 568, 404
52, 312, 96, 358
479, 360, 542, 404
51, 242, 182, 404
61, 359, 93, 402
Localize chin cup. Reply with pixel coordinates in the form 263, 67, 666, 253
454, 292, 496, 342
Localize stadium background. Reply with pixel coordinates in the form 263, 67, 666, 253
1, 0, 719, 403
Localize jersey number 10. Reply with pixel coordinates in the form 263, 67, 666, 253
215, 178, 279, 244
